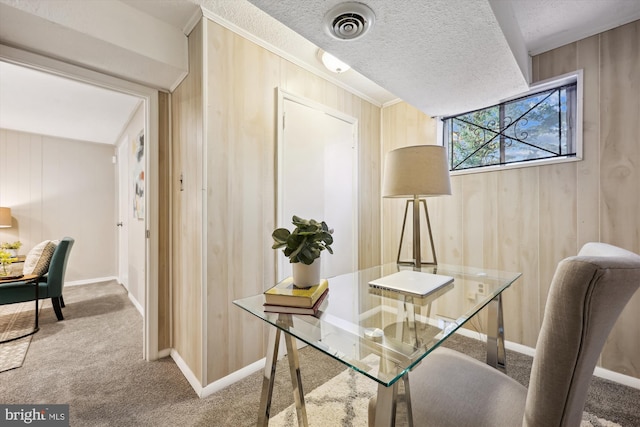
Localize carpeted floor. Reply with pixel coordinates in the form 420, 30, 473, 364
268, 358, 624, 427
0, 281, 638, 426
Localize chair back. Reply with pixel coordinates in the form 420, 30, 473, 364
46, 237, 75, 298
524, 243, 640, 427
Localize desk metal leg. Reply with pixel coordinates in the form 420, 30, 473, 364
374, 382, 398, 427
257, 322, 308, 427
284, 331, 308, 427
402, 374, 414, 427
257, 327, 281, 426
486, 294, 506, 373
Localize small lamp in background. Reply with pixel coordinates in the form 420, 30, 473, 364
0, 207, 11, 228
383, 145, 451, 266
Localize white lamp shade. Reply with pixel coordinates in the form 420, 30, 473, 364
0, 207, 11, 228
383, 145, 451, 198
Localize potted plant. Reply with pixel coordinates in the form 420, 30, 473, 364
0, 250, 13, 277
272, 215, 333, 288
0, 241, 22, 258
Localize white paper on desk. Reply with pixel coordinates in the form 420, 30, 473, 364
368, 270, 454, 297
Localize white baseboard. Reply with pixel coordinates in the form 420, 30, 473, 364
453, 327, 640, 390
169, 349, 266, 398
127, 292, 144, 316
170, 349, 204, 397
169, 350, 266, 398
157, 348, 171, 359
65, 276, 119, 287
593, 365, 640, 390
200, 359, 265, 398
169, 326, 639, 398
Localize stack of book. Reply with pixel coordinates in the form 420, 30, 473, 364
263, 277, 329, 315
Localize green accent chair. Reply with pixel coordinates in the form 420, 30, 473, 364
0, 237, 74, 320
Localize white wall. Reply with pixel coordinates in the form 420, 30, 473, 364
115, 103, 146, 309
0, 128, 116, 282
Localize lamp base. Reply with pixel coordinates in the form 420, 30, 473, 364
396, 198, 438, 267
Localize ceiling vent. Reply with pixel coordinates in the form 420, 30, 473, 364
324, 2, 375, 40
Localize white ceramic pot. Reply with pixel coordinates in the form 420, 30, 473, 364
292, 258, 321, 288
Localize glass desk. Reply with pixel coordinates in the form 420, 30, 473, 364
234, 263, 521, 427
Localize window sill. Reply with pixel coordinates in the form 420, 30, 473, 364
449, 155, 582, 176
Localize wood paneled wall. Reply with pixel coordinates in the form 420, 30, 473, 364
203, 18, 381, 384
382, 20, 640, 378
172, 17, 638, 386
529, 20, 640, 377
381, 101, 439, 264
157, 90, 171, 350
171, 21, 204, 382
170, 18, 382, 386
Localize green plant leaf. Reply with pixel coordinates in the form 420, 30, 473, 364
272, 215, 334, 264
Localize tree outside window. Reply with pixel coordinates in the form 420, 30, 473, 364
444, 82, 577, 171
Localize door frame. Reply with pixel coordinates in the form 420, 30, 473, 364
276, 88, 359, 280
0, 44, 160, 361
117, 136, 130, 291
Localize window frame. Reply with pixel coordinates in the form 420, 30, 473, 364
437, 70, 583, 175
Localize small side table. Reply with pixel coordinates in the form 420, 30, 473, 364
0, 274, 40, 344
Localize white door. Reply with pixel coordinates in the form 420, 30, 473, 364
277, 94, 358, 281
117, 137, 129, 290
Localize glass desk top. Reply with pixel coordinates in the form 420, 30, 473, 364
234, 263, 521, 387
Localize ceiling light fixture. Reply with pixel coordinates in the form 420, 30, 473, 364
324, 2, 375, 40
317, 49, 351, 73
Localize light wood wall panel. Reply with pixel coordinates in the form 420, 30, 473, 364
205, 19, 280, 383
381, 102, 439, 264
157, 91, 171, 350
202, 18, 381, 385
171, 21, 204, 382
533, 20, 640, 378
381, 20, 639, 378
496, 167, 540, 346
575, 35, 601, 254
597, 21, 640, 376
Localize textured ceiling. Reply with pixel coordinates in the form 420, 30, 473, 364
196, 0, 396, 104
513, 0, 640, 55
1, 0, 639, 144
244, 0, 640, 116
246, 0, 530, 116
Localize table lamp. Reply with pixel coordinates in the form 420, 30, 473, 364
0, 207, 11, 228
383, 145, 451, 266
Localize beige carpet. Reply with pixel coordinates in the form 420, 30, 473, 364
0, 300, 41, 372
271, 363, 622, 427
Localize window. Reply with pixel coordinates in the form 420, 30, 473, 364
442, 73, 581, 173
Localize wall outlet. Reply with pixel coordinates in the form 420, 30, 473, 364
465, 282, 487, 299
476, 282, 486, 296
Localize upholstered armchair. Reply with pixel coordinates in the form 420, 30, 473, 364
369, 242, 640, 427
0, 237, 74, 321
